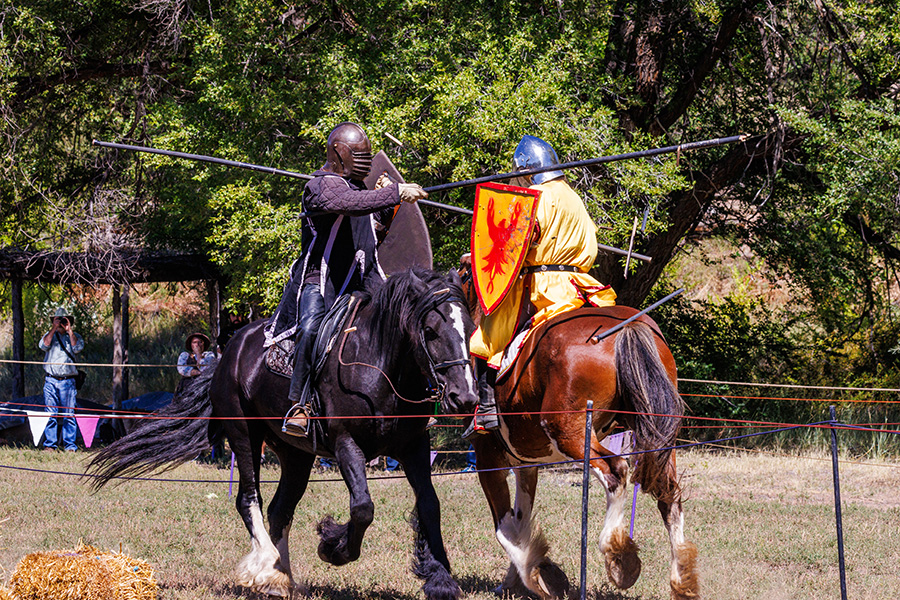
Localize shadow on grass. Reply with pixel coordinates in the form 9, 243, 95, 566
455, 574, 644, 600
161, 581, 424, 600
456, 573, 506, 597
589, 584, 646, 600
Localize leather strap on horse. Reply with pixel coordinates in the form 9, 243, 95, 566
336, 295, 437, 404
522, 264, 581, 274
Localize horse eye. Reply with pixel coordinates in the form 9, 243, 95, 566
423, 327, 439, 342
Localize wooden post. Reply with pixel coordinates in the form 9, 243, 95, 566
11, 278, 25, 400
112, 284, 130, 411
207, 279, 220, 351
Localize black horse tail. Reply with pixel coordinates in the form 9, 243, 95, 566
614, 322, 683, 501
85, 362, 221, 491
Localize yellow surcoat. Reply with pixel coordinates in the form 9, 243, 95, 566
470, 178, 617, 368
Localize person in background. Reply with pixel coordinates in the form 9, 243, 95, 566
40, 307, 84, 452
176, 333, 215, 393
462, 444, 477, 473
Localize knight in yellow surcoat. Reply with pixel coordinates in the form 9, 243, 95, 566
470, 135, 617, 369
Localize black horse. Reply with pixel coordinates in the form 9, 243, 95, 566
87, 269, 478, 600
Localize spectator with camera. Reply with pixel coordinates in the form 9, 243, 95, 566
40, 307, 84, 452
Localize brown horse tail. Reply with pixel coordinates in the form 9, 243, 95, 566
613, 322, 683, 501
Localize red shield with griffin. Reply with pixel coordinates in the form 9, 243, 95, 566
471, 182, 540, 315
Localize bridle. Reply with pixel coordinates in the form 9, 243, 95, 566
338, 285, 471, 404
414, 287, 471, 404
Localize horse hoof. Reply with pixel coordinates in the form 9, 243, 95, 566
235, 549, 293, 596
602, 530, 641, 590
604, 548, 641, 590
532, 559, 569, 599
317, 540, 350, 566
670, 541, 700, 600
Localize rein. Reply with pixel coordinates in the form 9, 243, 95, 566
337, 286, 468, 404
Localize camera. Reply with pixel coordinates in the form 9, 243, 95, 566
58, 317, 69, 327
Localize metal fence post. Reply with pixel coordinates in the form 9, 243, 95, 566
829, 405, 848, 600
580, 400, 594, 600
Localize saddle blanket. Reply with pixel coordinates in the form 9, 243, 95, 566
265, 294, 355, 379
265, 337, 296, 378
497, 328, 531, 381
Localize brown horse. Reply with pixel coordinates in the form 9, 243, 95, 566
462, 273, 699, 600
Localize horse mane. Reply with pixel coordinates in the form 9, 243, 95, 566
363, 268, 462, 355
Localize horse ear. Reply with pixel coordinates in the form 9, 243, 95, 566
447, 268, 462, 286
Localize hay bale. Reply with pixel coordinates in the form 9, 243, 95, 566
9, 543, 156, 600
0, 586, 17, 600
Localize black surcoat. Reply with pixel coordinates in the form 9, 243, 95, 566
265, 170, 399, 346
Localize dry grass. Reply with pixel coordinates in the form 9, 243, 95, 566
0, 447, 898, 599
669, 237, 793, 306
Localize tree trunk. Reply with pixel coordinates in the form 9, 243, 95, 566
112, 284, 129, 433
11, 278, 25, 400
207, 279, 220, 352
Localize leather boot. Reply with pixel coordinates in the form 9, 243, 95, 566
283, 332, 315, 437
462, 359, 500, 439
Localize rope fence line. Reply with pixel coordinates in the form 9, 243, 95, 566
680, 377, 900, 393
682, 392, 900, 404
686, 438, 900, 470
5, 416, 898, 486
2, 403, 900, 434
0, 358, 183, 368
0, 420, 869, 484
5, 358, 900, 394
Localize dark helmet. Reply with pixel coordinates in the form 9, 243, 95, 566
513, 135, 564, 185
323, 122, 373, 180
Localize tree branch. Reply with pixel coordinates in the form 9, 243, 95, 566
601, 130, 805, 305
652, 3, 755, 134
13, 61, 172, 103
0, 248, 221, 286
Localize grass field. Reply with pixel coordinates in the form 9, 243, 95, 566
1, 447, 899, 599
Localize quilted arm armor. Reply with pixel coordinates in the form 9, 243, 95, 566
306, 174, 400, 216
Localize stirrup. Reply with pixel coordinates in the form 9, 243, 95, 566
461, 406, 499, 440
282, 404, 310, 438
462, 419, 486, 440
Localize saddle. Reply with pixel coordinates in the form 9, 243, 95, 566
495, 305, 668, 385
265, 293, 357, 380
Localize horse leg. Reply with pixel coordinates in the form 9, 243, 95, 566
471, 437, 567, 600
265, 445, 316, 596
655, 453, 700, 600
555, 433, 641, 591
228, 421, 293, 596
316, 436, 373, 566
502, 465, 569, 600
400, 434, 461, 600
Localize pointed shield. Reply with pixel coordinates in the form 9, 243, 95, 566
471, 182, 540, 315
364, 151, 433, 273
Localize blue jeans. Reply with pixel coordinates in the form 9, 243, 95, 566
43, 376, 78, 450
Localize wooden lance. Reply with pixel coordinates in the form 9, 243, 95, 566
94, 134, 747, 263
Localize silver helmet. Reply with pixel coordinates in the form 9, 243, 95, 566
512, 135, 564, 185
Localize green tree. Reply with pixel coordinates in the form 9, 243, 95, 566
4, 0, 900, 390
